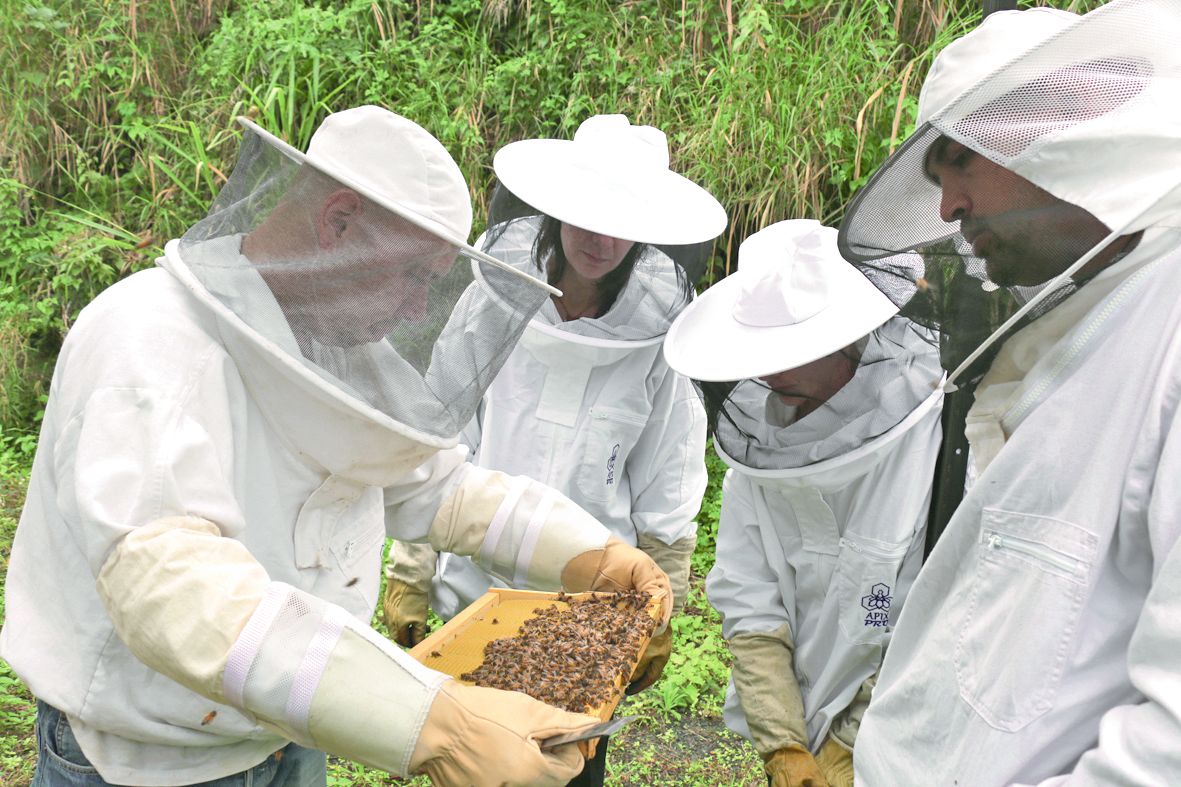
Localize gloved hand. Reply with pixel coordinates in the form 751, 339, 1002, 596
814, 735, 854, 787
409, 680, 599, 787
560, 537, 673, 630
382, 578, 429, 647
626, 626, 672, 695
764, 744, 830, 787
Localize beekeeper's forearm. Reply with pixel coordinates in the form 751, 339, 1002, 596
637, 532, 697, 613
426, 465, 610, 590
729, 624, 810, 756
97, 516, 445, 776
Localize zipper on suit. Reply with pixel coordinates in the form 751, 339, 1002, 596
985, 531, 1085, 579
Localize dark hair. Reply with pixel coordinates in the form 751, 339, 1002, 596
483, 209, 696, 319
532, 214, 649, 318
696, 379, 741, 440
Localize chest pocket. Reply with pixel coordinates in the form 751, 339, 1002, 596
954, 508, 1097, 732
294, 475, 386, 576
576, 406, 648, 503
834, 533, 911, 645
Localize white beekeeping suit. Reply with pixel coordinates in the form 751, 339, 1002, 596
422, 216, 707, 620
384, 115, 726, 697
836, 1, 1181, 784
664, 220, 944, 787
0, 106, 672, 787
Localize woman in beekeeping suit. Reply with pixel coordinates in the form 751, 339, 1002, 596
383, 113, 727, 785
663, 220, 944, 787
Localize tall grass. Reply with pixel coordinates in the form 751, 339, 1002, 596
0, 0, 1101, 439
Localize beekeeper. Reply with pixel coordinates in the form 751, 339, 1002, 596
663, 220, 943, 787
835, 1, 1181, 783
383, 114, 725, 784
0, 105, 672, 787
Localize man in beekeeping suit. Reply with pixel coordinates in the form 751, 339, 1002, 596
1, 105, 671, 787
836, 0, 1181, 783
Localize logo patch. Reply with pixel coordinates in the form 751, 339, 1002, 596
605, 443, 620, 486
860, 582, 892, 628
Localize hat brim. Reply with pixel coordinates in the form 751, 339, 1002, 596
237, 117, 561, 296
493, 139, 727, 245
663, 259, 899, 382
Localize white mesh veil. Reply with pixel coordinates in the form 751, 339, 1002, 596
837, 0, 1181, 387
706, 317, 943, 471
169, 116, 553, 440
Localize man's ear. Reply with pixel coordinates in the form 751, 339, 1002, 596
316, 189, 363, 249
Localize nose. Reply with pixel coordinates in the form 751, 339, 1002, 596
586, 232, 614, 252
939, 181, 970, 224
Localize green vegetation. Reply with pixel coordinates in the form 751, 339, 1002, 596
0, 0, 1104, 783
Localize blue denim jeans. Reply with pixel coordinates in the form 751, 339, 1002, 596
32, 701, 327, 787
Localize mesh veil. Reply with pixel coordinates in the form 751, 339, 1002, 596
172, 126, 549, 439
707, 317, 943, 471
479, 208, 693, 342
838, 0, 1181, 384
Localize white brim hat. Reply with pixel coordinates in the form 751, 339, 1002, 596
492, 114, 728, 245
239, 106, 559, 295
664, 220, 899, 382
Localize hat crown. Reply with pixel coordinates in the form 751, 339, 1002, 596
732, 220, 834, 328
571, 114, 670, 173
306, 105, 473, 241
918, 8, 1079, 125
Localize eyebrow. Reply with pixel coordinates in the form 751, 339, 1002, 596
923, 135, 953, 186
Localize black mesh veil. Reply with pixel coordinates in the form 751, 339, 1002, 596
701, 317, 943, 471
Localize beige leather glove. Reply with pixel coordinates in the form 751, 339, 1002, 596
409, 680, 598, 787
814, 736, 854, 787
626, 625, 671, 695
636, 532, 696, 614
383, 539, 437, 646
829, 673, 874, 750
560, 537, 673, 630
382, 578, 429, 647
764, 744, 830, 787
728, 624, 809, 755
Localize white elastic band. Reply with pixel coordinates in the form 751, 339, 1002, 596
513, 491, 557, 587
223, 584, 289, 708
284, 605, 349, 733
478, 478, 530, 566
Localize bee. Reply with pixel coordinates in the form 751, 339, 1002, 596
430, 650, 442, 658
201, 710, 217, 726
491, 618, 499, 625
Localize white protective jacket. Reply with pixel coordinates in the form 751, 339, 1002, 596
421, 217, 707, 619
707, 321, 944, 751
855, 230, 1181, 785
0, 239, 610, 786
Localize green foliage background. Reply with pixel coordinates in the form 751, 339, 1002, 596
0, 0, 1106, 783
0, 0, 1005, 448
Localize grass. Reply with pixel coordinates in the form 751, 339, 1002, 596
0, 467, 35, 786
